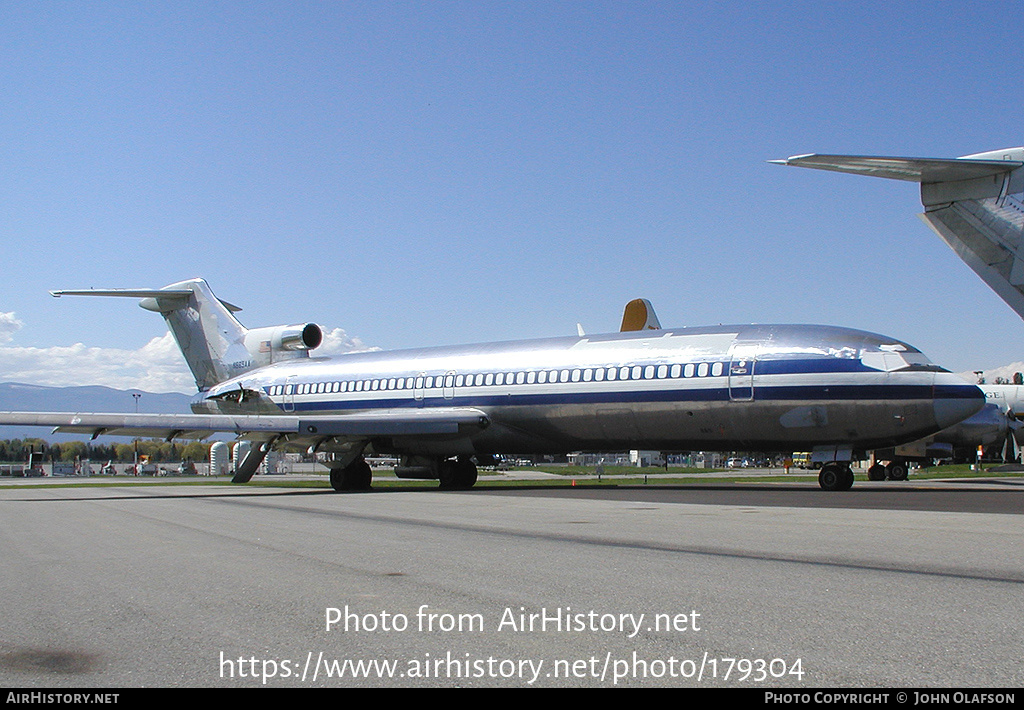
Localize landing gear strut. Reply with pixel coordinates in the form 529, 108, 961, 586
329, 457, 373, 491
818, 462, 854, 491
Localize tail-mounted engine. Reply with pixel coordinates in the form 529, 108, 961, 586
243, 323, 323, 366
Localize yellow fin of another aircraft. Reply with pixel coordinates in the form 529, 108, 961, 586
619, 298, 662, 332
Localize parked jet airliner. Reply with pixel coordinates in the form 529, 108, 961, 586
0, 279, 984, 491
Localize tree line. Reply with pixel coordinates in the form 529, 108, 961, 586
0, 438, 211, 464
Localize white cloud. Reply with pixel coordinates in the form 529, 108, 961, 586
317, 327, 379, 357
0, 325, 377, 394
0, 312, 24, 344
0, 333, 196, 393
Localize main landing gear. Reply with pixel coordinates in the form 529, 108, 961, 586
329, 457, 373, 492
394, 455, 479, 490
330, 455, 479, 492
867, 461, 908, 481
818, 462, 854, 491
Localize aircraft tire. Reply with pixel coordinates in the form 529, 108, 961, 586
455, 458, 478, 489
867, 464, 886, 481
439, 458, 478, 490
886, 462, 908, 481
329, 467, 345, 491
438, 460, 456, 489
839, 465, 854, 490
350, 459, 373, 490
818, 464, 842, 491
329, 459, 373, 492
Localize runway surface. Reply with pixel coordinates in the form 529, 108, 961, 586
1, 480, 1021, 687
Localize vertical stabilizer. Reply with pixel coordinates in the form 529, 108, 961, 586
142, 279, 252, 390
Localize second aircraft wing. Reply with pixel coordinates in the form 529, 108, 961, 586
770, 153, 1022, 183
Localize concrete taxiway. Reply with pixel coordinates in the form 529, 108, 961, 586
1, 481, 1021, 687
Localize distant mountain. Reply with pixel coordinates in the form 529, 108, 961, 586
0, 382, 192, 441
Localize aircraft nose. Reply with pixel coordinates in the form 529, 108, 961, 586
932, 374, 986, 429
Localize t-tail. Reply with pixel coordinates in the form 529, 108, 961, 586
51, 278, 322, 391
772, 147, 1024, 320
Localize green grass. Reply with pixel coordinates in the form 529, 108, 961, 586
1, 462, 1019, 490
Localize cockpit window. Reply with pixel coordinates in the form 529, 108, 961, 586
892, 363, 949, 373
861, 350, 936, 372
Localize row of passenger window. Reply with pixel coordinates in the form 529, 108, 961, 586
266, 361, 730, 397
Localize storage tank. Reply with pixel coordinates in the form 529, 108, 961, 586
210, 441, 230, 477
232, 441, 252, 473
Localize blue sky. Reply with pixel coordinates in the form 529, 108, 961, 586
2, 2, 1024, 392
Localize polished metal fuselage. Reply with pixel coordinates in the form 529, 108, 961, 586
198, 323, 983, 457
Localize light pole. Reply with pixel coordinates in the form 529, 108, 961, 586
132, 393, 141, 475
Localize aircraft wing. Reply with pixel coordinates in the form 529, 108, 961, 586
773, 147, 1024, 321
770, 154, 1022, 183
0, 408, 491, 443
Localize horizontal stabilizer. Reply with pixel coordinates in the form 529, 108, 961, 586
51, 288, 193, 298
771, 153, 1022, 183
51, 287, 242, 312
